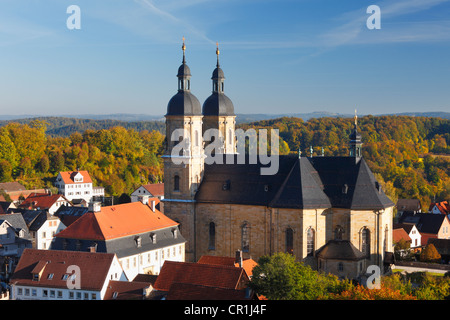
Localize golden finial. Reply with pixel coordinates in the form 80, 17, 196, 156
216, 42, 220, 56
182, 36, 186, 52
354, 109, 358, 126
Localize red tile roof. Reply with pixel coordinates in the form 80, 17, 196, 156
59, 171, 93, 184
393, 228, 411, 243
104, 280, 152, 300
430, 201, 450, 214
166, 283, 252, 300
18, 193, 70, 210
10, 249, 116, 291
55, 200, 178, 241
142, 183, 164, 196
153, 261, 249, 292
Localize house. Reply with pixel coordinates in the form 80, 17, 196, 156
393, 223, 421, 249
0, 213, 32, 259
0, 201, 16, 214
18, 193, 72, 215
429, 201, 450, 215
21, 210, 66, 250
131, 183, 164, 202
51, 199, 186, 280
54, 170, 104, 204
151, 260, 251, 300
399, 212, 450, 244
0, 182, 46, 204
396, 199, 421, 218
0, 213, 32, 277
9, 248, 127, 300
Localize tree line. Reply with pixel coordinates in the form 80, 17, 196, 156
0, 120, 164, 197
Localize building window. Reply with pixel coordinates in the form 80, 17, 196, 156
335, 226, 344, 240
361, 228, 370, 258
208, 222, 216, 250
307, 227, 315, 256
286, 228, 294, 254
242, 222, 250, 253
338, 262, 344, 272
174, 175, 180, 191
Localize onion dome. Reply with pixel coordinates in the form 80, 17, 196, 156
166, 37, 202, 116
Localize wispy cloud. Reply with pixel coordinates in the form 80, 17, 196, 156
319, 0, 450, 48
133, 0, 215, 44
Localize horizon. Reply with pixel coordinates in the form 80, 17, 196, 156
1, 0, 449, 116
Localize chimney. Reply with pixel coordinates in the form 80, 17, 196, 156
139, 195, 149, 205
88, 201, 101, 212
235, 250, 243, 268
150, 200, 156, 212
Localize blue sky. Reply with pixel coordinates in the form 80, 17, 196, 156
0, 0, 449, 117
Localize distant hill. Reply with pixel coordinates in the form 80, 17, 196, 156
0, 111, 448, 136
0, 117, 165, 137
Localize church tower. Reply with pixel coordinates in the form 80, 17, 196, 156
163, 38, 204, 262
202, 43, 236, 154
349, 110, 362, 159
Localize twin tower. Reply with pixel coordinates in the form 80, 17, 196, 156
163, 39, 236, 204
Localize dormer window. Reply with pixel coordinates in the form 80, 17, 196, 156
135, 236, 142, 248
150, 233, 156, 244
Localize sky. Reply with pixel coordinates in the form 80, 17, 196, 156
0, 0, 449, 117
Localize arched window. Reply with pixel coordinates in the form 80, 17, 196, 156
208, 222, 216, 250
286, 228, 294, 254
307, 227, 315, 256
174, 175, 180, 191
242, 223, 250, 253
335, 226, 344, 240
361, 228, 370, 258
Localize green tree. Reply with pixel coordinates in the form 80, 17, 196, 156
249, 252, 350, 300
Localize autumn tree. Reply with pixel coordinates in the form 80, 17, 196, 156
420, 243, 441, 263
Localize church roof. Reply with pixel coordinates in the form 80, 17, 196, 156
166, 90, 202, 116
195, 155, 394, 210
316, 240, 365, 261
202, 92, 235, 116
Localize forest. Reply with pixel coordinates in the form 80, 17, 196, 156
0, 115, 448, 213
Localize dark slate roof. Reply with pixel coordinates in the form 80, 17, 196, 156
308, 157, 393, 210
166, 91, 202, 116
51, 226, 185, 259
195, 155, 394, 210
0, 213, 32, 241
202, 92, 235, 116
399, 212, 449, 234
21, 210, 50, 232
316, 240, 365, 261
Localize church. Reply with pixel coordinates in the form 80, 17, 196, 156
161, 39, 394, 280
